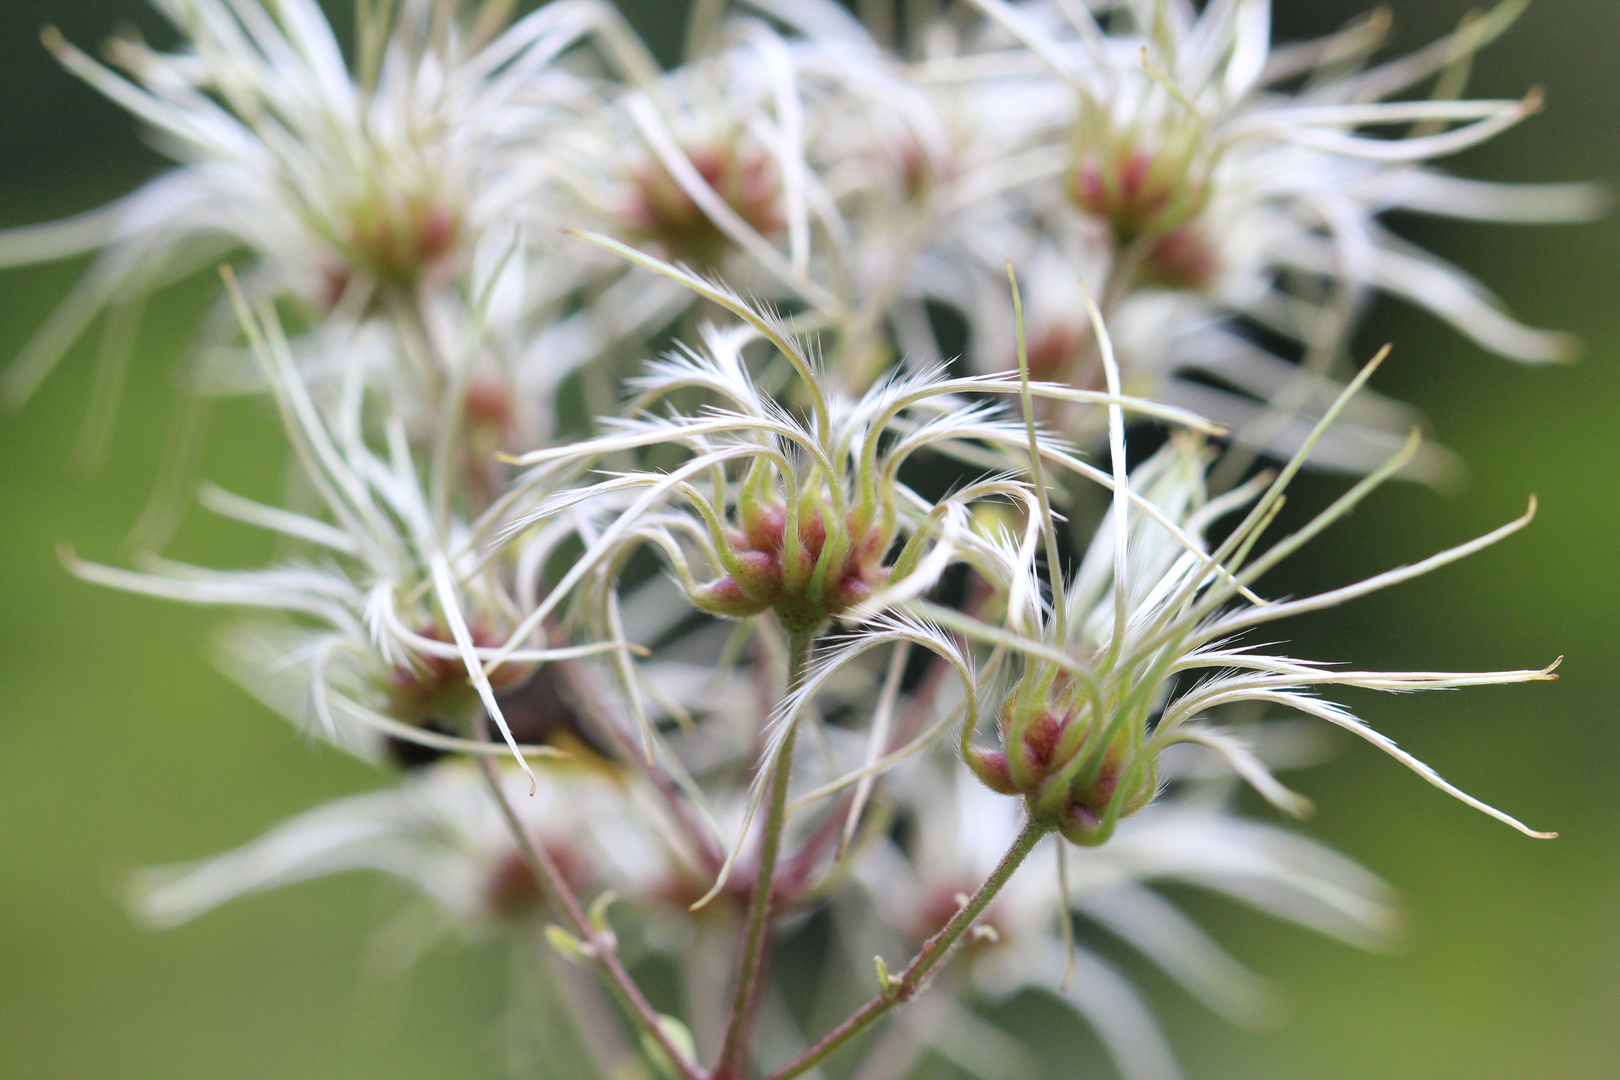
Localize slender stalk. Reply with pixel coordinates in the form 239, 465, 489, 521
713, 628, 817, 1080
558, 653, 725, 875
475, 755, 706, 1080
760, 816, 1052, 1080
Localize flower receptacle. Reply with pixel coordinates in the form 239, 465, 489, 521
1070, 144, 1210, 247
625, 139, 783, 267
966, 670, 1158, 847
689, 489, 891, 635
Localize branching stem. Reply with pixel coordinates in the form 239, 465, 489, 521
760, 816, 1051, 1080
475, 754, 705, 1080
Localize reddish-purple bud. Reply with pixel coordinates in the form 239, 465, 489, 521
1138, 226, 1220, 291
965, 747, 1020, 796
385, 624, 534, 724
625, 141, 784, 266
741, 499, 786, 555
965, 671, 1158, 846
347, 194, 460, 288
688, 493, 893, 633
691, 574, 773, 619
1069, 143, 1209, 247
316, 190, 462, 310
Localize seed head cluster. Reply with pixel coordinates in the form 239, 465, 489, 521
6, 3, 1588, 1079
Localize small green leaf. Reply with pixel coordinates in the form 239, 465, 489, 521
588, 888, 621, 945
544, 924, 590, 963
874, 954, 899, 999
639, 1014, 695, 1080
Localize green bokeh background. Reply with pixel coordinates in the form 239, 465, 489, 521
1, 2, 1615, 1077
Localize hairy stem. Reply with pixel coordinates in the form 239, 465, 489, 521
476, 754, 705, 1080
714, 627, 816, 1080
760, 816, 1051, 1080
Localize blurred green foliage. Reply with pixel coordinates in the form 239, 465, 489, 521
0, 1, 1616, 1077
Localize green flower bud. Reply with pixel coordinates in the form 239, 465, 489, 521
1068, 85, 1214, 250
966, 666, 1158, 847
322, 187, 461, 307
1136, 225, 1220, 291
384, 624, 536, 728
625, 138, 784, 267
689, 483, 892, 635
1071, 144, 1210, 243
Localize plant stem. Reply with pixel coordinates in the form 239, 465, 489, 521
558, 653, 725, 874
476, 755, 706, 1080
713, 627, 816, 1080
760, 816, 1051, 1080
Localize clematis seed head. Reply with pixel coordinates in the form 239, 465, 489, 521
1070, 143, 1211, 246
967, 668, 1158, 847
625, 140, 783, 267
691, 486, 891, 635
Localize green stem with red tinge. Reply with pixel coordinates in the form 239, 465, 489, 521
476, 753, 705, 1080
713, 627, 816, 1080
759, 816, 1051, 1080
